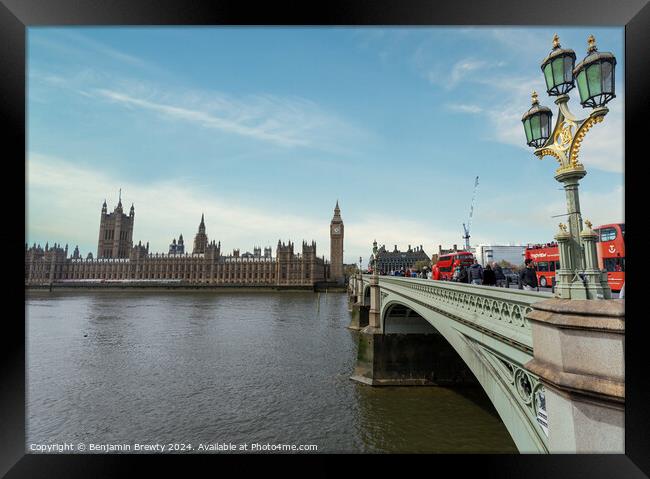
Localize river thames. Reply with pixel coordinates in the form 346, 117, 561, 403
26, 290, 517, 453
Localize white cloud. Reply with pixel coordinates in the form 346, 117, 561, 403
95, 88, 312, 148
447, 103, 483, 114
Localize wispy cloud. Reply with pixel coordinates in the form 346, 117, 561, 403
29, 30, 153, 70
446, 103, 483, 114
30, 62, 373, 153
95, 88, 312, 147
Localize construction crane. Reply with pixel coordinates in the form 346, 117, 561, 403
462, 176, 479, 251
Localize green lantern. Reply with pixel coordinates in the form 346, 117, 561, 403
573, 35, 616, 108
522, 91, 553, 148
541, 34, 576, 96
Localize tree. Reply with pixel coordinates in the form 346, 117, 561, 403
344, 264, 360, 277
498, 259, 521, 272
413, 259, 432, 271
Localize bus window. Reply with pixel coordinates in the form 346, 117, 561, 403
537, 262, 549, 272
604, 257, 625, 272
549, 261, 555, 272
599, 227, 617, 242
555, 261, 560, 270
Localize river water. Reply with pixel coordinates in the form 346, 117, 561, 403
26, 290, 517, 453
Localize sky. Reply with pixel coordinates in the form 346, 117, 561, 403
26, 27, 624, 265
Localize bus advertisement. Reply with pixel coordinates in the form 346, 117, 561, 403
524, 222, 625, 292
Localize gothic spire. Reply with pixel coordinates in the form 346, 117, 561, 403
332, 200, 342, 222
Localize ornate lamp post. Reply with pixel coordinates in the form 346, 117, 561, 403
522, 34, 615, 299
372, 240, 379, 277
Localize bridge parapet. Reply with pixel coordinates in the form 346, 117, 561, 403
361, 274, 552, 350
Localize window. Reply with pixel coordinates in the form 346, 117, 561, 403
537, 262, 549, 272
555, 261, 560, 270
599, 227, 617, 242
604, 257, 625, 272
549, 261, 555, 272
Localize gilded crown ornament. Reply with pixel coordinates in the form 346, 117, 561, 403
552, 33, 560, 49
587, 34, 597, 53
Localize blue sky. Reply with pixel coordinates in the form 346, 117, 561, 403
26, 27, 624, 264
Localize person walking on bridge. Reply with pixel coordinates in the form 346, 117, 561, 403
468, 260, 483, 285
520, 259, 539, 291
458, 265, 469, 284
482, 264, 496, 286
493, 262, 506, 287
452, 265, 461, 281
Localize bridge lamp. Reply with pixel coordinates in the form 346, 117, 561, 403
521, 91, 553, 148
521, 33, 616, 300
573, 35, 616, 108
541, 34, 576, 96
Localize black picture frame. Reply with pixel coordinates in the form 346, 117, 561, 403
3, 0, 648, 477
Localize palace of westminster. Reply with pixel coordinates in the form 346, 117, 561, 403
25, 195, 345, 287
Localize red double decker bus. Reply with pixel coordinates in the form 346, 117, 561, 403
524, 222, 625, 292
524, 243, 560, 288
432, 251, 475, 281
593, 223, 625, 292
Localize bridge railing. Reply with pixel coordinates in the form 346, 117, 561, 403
361, 275, 552, 350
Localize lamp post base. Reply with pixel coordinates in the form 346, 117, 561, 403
555, 272, 612, 300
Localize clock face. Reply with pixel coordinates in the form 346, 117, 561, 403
333, 226, 340, 234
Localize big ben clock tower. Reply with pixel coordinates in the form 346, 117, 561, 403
330, 200, 344, 284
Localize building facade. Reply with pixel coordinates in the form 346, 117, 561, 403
370, 244, 430, 273
25, 198, 342, 288
97, 193, 134, 259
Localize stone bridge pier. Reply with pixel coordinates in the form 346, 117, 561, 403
349, 274, 476, 386
346, 274, 625, 453
348, 273, 369, 330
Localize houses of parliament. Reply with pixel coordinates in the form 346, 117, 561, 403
25, 195, 345, 288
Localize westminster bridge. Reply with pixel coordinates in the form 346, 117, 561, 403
347, 274, 624, 454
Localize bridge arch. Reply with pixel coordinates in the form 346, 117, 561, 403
382, 301, 437, 334
361, 283, 371, 306
375, 290, 548, 453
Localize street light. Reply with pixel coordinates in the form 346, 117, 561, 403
522, 34, 614, 300
359, 256, 363, 274
372, 240, 379, 277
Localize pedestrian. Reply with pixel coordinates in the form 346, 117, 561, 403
458, 265, 469, 284
519, 258, 539, 291
468, 259, 483, 285
482, 264, 496, 286
452, 265, 461, 282
493, 262, 506, 287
